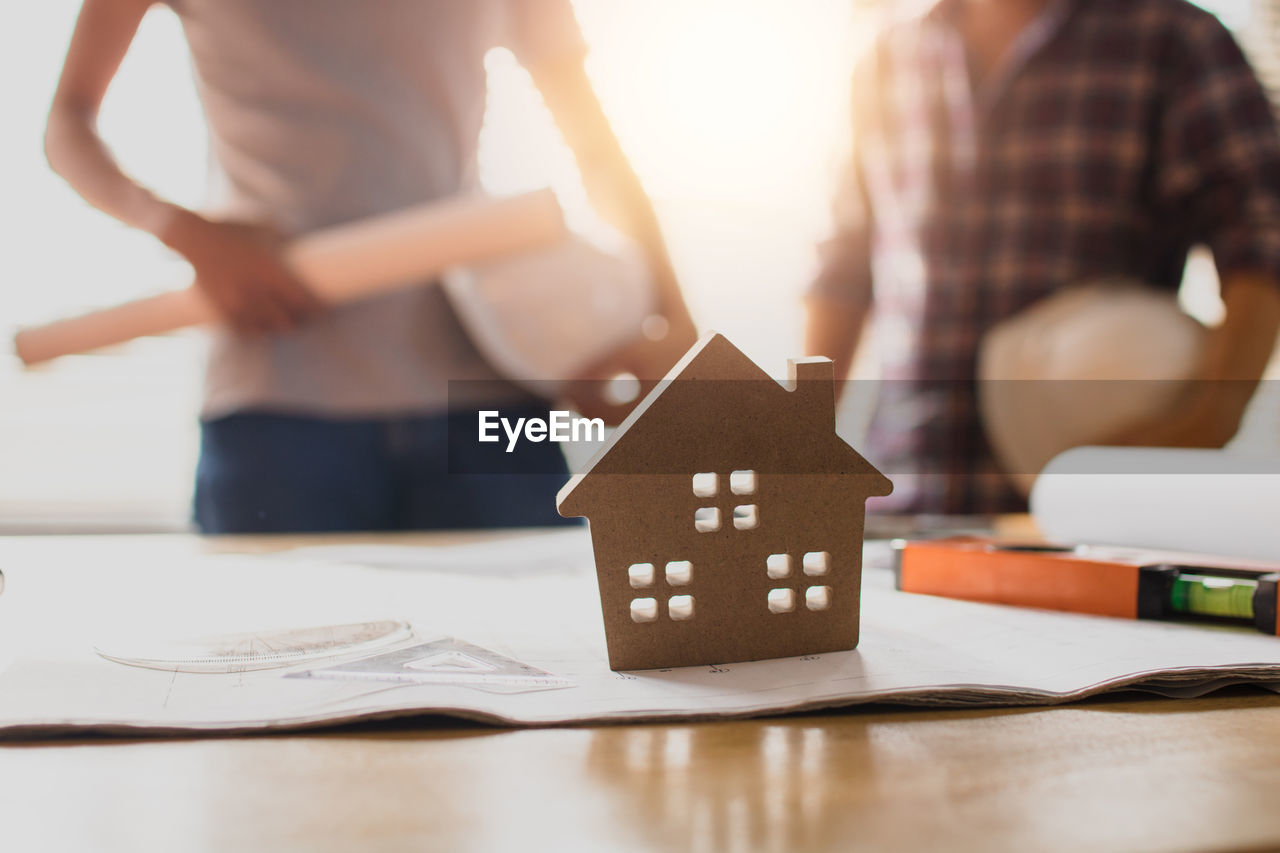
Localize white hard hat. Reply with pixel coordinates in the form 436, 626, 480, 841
978, 281, 1206, 494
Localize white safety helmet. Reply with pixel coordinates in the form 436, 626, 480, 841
978, 281, 1206, 495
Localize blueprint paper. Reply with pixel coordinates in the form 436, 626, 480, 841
1, 530, 1279, 736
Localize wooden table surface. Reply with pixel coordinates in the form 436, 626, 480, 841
2, 532, 1279, 853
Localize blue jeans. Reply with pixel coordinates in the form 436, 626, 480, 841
194, 407, 576, 533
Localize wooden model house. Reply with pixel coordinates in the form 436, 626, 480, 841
558, 333, 892, 670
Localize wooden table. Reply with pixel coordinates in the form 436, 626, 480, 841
3, 533, 1280, 853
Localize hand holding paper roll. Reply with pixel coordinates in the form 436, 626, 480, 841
160, 217, 324, 335
13, 190, 570, 367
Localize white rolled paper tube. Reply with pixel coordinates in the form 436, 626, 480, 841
1030, 446, 1280, 562
13, 190, 565, 366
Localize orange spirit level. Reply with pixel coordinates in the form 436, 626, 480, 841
892, 537, 1280, 635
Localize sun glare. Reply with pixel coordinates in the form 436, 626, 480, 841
575, 0, 858, 203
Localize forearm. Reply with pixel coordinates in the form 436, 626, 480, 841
588, 156, 686, 298
1113, 271, 1280, 447
1187, 271, 1280, 440
805, 295, 870, 399
44, 107, 186, 244
1203, 272, 1280, 379
576, 144, 688, 321
527, 58, 691, 331
44, 0, 188, 248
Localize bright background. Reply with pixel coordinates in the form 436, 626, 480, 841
0, 0, 1268, 531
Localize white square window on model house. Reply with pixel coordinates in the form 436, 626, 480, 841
558, 333, 892, 671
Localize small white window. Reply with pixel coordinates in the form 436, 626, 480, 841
668, 594, 695, 620
665, 560, 693, 585
766, 553, 791, 579
628, 563, 655, 588
694, 507, 720, 533
767, 588, 795, 613
802, 551, 830, 576
806, 586, 832, 611
733, 504, 758, 530
692, 472, 718, 498
630, 597, 659, 623
729, 470, 757, 495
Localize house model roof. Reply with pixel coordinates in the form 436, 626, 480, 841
558, 332, 892, 516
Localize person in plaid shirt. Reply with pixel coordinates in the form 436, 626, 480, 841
807, 0, 1280, 514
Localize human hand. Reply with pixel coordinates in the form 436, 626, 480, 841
563, 313, 698, 425
161, 210, 323, 334
1103, 380, 1250, 449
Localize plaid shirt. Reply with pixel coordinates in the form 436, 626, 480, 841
812, 0, 1280, 514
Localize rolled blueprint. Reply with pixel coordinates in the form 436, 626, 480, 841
1030, 446, 1280, 561
13, 190, 566, 366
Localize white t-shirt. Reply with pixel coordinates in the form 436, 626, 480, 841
166, 0, 587, 417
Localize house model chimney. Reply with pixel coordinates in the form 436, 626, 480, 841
787, 356, 836, 426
